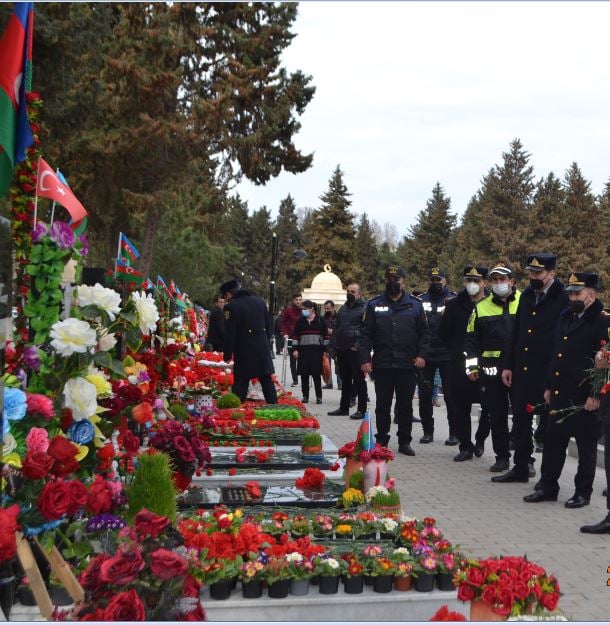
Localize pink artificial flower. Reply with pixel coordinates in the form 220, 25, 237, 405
26, 393, 55, 419
25, 427, 49, 453
384, 477, 396, 490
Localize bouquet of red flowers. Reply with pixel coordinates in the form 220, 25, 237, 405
358, 443, 395, 463
455, 555, 561, 617
295, 467, 326, 490
338, 441, 357, 459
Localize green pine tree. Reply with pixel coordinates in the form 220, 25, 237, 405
274, 195, 302, 308
244, 206, 273, 295
354, 212, 381, 298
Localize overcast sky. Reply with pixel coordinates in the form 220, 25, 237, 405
235, 1, 610, 237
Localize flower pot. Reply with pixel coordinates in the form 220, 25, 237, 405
436, 571, 456, 591
414, 571, 435, 592
363, 459, 388, 493
343, 575, 364, 594
373, 574, 394, 593
470, 599, 507, 622
302, 446, 322, 455
344, 457, 364, 486
242, 580, 263, 598
372, 504, 402, 515
394, 575, 413, 591
268, 579, 290, 599
357, 531, 376, 541
209, 579, 233, 600
193, 394, 214, 413
364, 574, 374, 586
318, 575, 340, 594
289, 579, 310, 596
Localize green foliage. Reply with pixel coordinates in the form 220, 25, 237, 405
354, 212, 381, 298
168, 403, 189, 420
126, 452, 177, 522
274, 195, 304, 308
301, 432, 323, 448
348, 469, 364, 491
370, 489, 401, 507
216, 392, 242, 409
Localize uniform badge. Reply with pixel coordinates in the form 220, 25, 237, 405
224, 310, 230, 320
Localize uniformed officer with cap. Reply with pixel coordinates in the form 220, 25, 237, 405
359, 265, 430, 456
438, 265, 491, 461
465, 263, 521, 472
494, 253, 569, 484
524, 271, 610, 508
220, 278, 278, 404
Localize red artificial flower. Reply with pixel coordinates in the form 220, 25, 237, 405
86, 476, 113, 515
38, 480, 72, 520
100, 547, 145, 585
540, 592, 559, 612
149, 548, 188, 580
525, 403, 535, 414
22, 450, 54, 479
295, 467, 326, 490
132, 402, 154, 425
79, 553, 111, 590
0, 505, 20, 563
134, 509, 170, 538
228, 468, 237, 476
457, 584, 476, 602
103, 589, 146, 621
429, 605, 467, 621
66, 480, 88, 515
26, 393, 55, 419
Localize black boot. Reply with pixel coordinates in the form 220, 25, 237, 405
580, 514, 610, 534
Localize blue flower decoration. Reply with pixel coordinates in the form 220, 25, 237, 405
4, 387, 27, 424
67, 419, 95, 445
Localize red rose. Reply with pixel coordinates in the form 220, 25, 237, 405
512, 580, 529, 601
481, 585, 497, 606
149, 548, 188, 580
65, 480, 88, 515
104, 589, 146, 621
466, 567, 486, 587
182, 574, 201, 598
494, 588, 514, 615
47, 436, 79, 463
134, 509, 169, 538
457, 584, 476, 602
77, 608, 107, 621
97, 444, 115, 461
526, 403, 535, 414
79, 553, 111, 590
86, 477, 113, 515
100, 548, 145, 585
51, 455, 80, 477
38, 480, 71, 520
174, 436, 196, 463
540, 592, 559, 612
22, 451, 54, 479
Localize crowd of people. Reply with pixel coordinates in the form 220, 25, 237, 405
217, 253, 610, 534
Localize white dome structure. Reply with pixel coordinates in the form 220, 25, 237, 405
302, 264, 346, 305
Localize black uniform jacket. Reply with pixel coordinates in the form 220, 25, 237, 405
358, 291, 430, 370
333, 298, 367, 351
223, 289, 274, 379
503, 279, 568, 402
420, 286, 456, 362
206, 306, 225, 346
438, 289, 479, 361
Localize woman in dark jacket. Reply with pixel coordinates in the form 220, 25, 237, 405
292, 300, 329, 403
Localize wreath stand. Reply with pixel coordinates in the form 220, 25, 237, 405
14, 531, 84, 620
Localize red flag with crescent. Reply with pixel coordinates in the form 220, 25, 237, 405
35, 158, 87, 224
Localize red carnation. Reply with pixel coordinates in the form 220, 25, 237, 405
430, 605, 467, 621
525, 403, 535, 414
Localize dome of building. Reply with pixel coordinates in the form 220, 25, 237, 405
302, 265, 346, 305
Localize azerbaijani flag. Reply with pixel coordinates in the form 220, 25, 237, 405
142, 277, 154, 291
0, 2, 34, 194
157, 274, 172, 298
115, 258, 144, 285
119, 232, 140, 264
355, 410, 374, 452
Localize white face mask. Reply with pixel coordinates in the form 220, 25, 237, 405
492, 283, 511, 297
465, 282, 480, 296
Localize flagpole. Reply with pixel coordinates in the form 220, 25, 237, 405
49, 168, 59, 226
115, 232, 122, 279
33, 155, 41, 226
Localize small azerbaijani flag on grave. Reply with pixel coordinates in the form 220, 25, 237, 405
118, 232, 140, 264
115, 258, 144, 285
355, 409, 374, 451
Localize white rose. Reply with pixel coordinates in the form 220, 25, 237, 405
96, 329, 117, 352
50, 318, 97, 357
132, 292, 159, 334
3, 433, 17, 455
76, 283, 122, 321
63, 377, 98, 421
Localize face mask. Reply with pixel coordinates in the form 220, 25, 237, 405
492, 283, 511, 297
530, 278, 544, 291
466, 282, 480, 296
429, 283, 443, 295
302, 310, 310, 318
386, 281, 401, 296
568, 300, 585, 314
346, 293, 356, 304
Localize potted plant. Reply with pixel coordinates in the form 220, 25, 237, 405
355, 512, 378, 540
392, 548, 414, 591
288, 515, 312, 539
203, 556, 243, 600
311, 513, 335, 538
340, 487, 365, 509
366, 482, 401, 516
312, 556, 345, 594
338, 441, 362, 484
340, 554, 365, 594
378, 515, 399, 540
369, 555, 396, 593
239, 556, 266, 598
286, 552, 314, 596
301, 432, 323, 457
436, 544, 458, 591
413, 553, 438, 592
358, 444, 395, 493
264, 557, 292, 599
334, 522, 355, 540
361, 544, 383, 586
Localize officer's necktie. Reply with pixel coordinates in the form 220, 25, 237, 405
535, 292, 544, 306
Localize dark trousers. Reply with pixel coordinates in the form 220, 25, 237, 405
419, 360, 454, 436
337, 349, 367, 412
511, 385, 542, 473
289, 348, 298, 383
275, 334, 284, 355
301, 375, 322, 400
541, 426, 598, 498
450, 360, 490, 453
233, 373, 277, 405
374, 368, 417, 446
604, 419, 610, 511
480, 369, 511, 462
534, 411, 548, 444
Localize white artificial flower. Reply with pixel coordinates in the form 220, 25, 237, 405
383, 518, 399, 531
393, 547, 410, 556
132, 292, 159, 334
286, 552, 304, 563
50, 318, 97, 357
3, 433, 17, 455
76, 283, 122, 321
97, 329, 117, 352
365, 485, 389, 502
63, 377, 98, 421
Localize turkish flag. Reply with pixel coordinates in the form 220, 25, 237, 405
35, 158, 87, 224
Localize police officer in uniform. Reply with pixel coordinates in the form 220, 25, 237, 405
359, 266, 430, 456
524, 272, 610, 507
465, 263, 521, 472
221, 279, 278, 405
418, 268, 457, 445
494, 253, 568, 483
438, 265, 491, 461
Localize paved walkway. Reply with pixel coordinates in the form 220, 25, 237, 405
302, 380, 610, 621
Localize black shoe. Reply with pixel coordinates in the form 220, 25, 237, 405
349, 411, 364, 420
580, 516, 610, 534
419, 434, 433, 444
565, 495, 590, 509
491, 467, 529, 483
454, 450, 473, 462
327, 408, 349, 416
412, 416, 422, 423
398, 444, 415, 456
603, 488, 608, 497
316, 397, 322, 404
322, 383, 333, 390
473, 442, 484, 457
489, 460, 509, 472
302, 396, 308, 403
535, 442, 544, 453
523, 490, 558, 503
291, 381, 299, 387
444, 436, 459, 446
533, 479, 542, 491
528, 463, 536, 478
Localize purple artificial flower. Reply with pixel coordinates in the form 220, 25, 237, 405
31, 222, 48, 242
77, 234, 89, 257
23, 346, 41, 371
86, 513, 126, 533
49, 221, 75, 249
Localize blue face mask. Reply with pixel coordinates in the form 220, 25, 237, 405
302, 310, 310, 318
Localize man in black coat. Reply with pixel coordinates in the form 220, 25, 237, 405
494, 253, 569, 484
221, 279, 277, 404
524, 272, 610, 508
359, 266, 430, 456
438, 265, 491, 461
418, 268, 457, 445
206, 295, 225, 352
